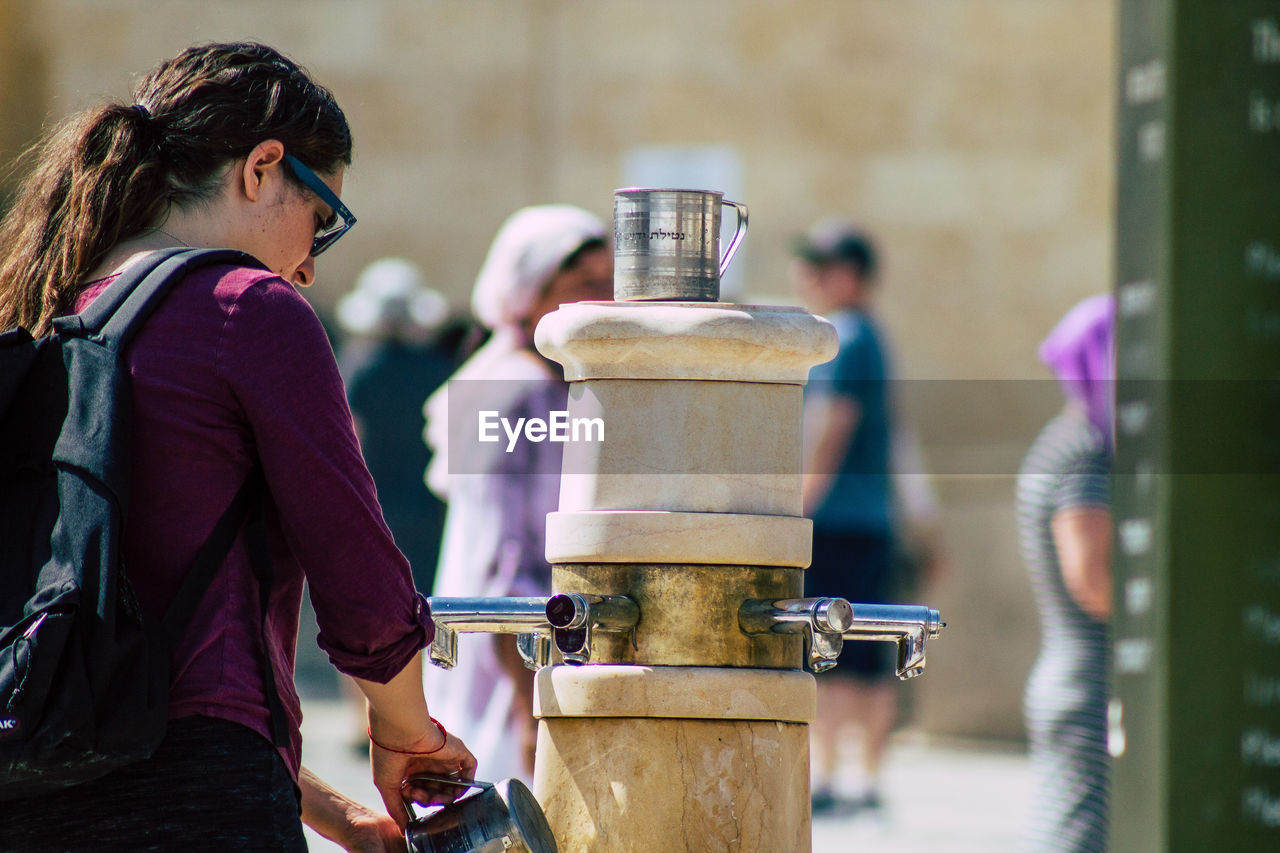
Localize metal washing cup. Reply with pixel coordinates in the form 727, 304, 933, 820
613, 187, 749, 302
402, 774, 558, 853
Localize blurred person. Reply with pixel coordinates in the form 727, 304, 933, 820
1017, 294, 1114, 853
423, 204, 612, 782
0, 42, 474, 848
338, 258, 456, 601
792, 221, 902, 817
334, 258, 459, 753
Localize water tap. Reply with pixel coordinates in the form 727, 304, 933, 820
545, 593, 641, 664
425, 597, 554, 671
842, 603, 946, 679
738, 597, 854, 673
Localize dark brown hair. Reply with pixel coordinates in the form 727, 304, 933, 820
558, 237, 607, 274
0, 41, 352, 335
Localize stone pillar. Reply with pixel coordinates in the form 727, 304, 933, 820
531, 301, 836, 852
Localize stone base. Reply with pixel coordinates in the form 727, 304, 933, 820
533, 716, 811, 853
532, 665, 814, 853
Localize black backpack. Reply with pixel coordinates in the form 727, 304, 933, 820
0, 247, 287, 800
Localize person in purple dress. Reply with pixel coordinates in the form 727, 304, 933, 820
424, 204, 612, 782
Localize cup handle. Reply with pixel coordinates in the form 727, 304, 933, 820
400, 774, 494, 819
719, 199, 749, 277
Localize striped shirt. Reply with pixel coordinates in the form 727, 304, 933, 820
1016, 407, 1111, 853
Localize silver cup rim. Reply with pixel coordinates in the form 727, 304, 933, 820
614, 186, 725, 198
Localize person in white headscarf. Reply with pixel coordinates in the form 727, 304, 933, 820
422, 205, 612, 782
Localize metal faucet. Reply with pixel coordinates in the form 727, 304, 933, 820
738, 598, 854, 673
842, 603, 946, 679
425, 597, 554, 671
545, 593, 641, 664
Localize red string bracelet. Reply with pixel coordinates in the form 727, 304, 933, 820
368, 717, 448, 756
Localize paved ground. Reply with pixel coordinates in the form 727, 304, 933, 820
298, 697, 1030, 852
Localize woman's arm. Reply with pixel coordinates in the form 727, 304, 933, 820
802, 393, 861, 515
1051, 506, 1113, 621
299, 766, 403, 853
219, 281, 476, 825
353, 651, 478, 829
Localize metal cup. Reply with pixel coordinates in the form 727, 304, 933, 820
402, 774, 558, 853
613, 187, 749, 302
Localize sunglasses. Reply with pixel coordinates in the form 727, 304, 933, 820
284, 154, 356, 257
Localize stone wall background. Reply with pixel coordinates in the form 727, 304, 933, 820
0, 0, 1116, 740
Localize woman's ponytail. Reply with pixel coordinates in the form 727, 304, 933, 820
0, 103, 171, 335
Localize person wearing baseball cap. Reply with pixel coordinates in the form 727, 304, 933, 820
792, 219, 899, 818
795, 220, 879, 281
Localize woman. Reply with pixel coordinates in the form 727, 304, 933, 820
423, 205, 612, 782
0, 42, 474, 850
1016, 294, 1115, 853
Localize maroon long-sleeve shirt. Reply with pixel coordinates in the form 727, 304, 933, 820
77, 262, 431, 777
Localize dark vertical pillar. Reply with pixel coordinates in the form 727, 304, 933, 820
1113, 2, 1280, 850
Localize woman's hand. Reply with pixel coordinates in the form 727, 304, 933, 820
353, 652, 478, 828
340, 807, 406, 853
368, 722, 478, 829
299, 766, 406, 852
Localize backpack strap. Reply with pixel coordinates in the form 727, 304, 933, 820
67, 247, 262, 348
242, 487, 292, 748
65, 247, 189, 335
161, 468, 289, 747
